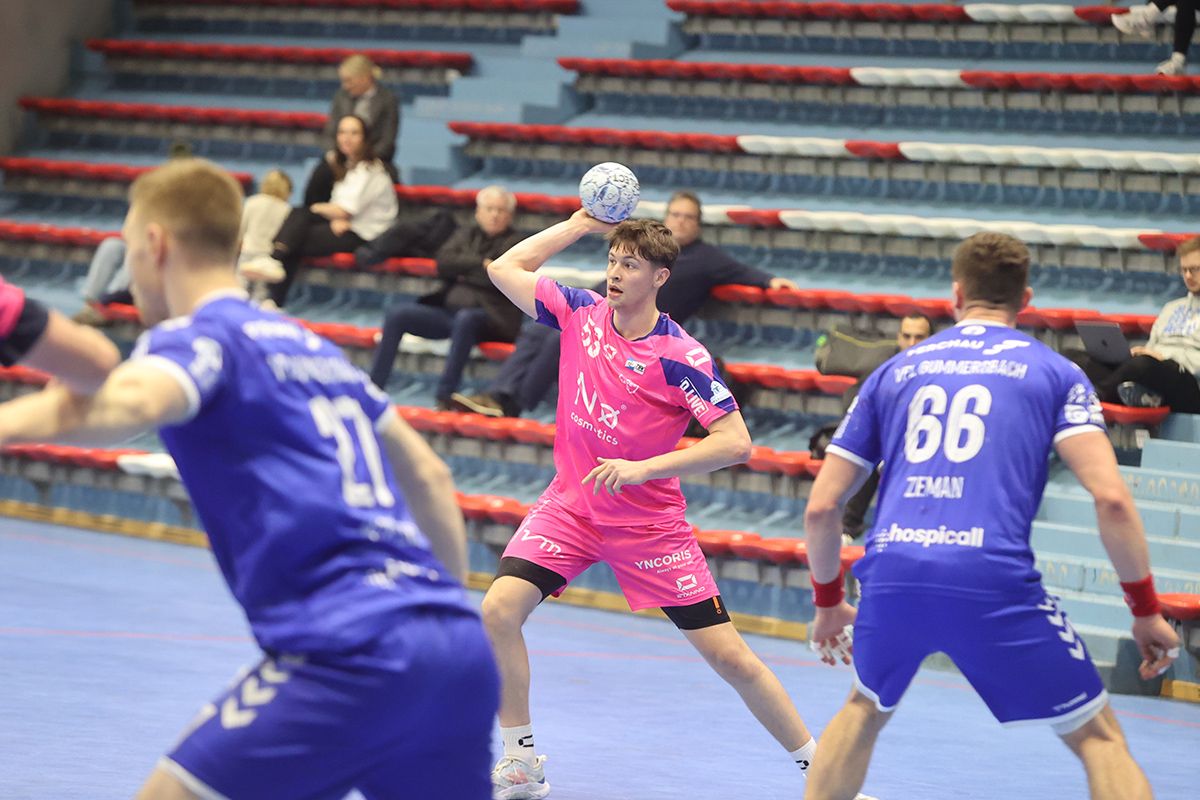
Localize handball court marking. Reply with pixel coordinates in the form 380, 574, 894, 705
3, 520, 1198, 799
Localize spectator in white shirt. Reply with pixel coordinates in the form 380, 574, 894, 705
243, 115, 398, 308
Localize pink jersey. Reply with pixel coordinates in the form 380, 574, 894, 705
534, 276, 738, 525
0, 278, 26, 340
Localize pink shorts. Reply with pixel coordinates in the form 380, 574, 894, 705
501, 495, 720, 611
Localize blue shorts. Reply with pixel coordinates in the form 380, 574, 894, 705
163, 610, 499, 800
853, 589, 1107, 731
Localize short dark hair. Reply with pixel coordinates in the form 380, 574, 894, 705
902, 312, 933, 333
950, 232, 1030, 313
667, 190, 702, 216
606, 219, 679, 270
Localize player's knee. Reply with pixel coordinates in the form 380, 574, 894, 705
706, 644, 767, 686
480, 590, 527, 636
1060, 705, 1127, 757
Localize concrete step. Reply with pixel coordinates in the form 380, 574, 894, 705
1036, 551, 1200, 598
1038, 488, 1200, 542
1033, 521, 1200, 571
1159, 412, 1200, 444
1141, 438, 1200, 473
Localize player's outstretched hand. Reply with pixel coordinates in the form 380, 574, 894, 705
569, 208, 618, 235
581, 457, 649, 495
1131, 614, 1181, 680
810, 602, 857, 666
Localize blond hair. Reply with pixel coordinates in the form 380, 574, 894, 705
950, 232, 1031, 313
606, 219, 679, 270
259, 169, 292, 201
339, 53, 382, 81
128, 158, 243, 262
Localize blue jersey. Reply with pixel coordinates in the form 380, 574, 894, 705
130, 291, 475, 654
829, 320, 1106, 599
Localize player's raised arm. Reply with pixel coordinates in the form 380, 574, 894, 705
377, 412, 469, 583
1054, 430, 1180, 679
487, 209, 613, 318
0, 360, 191, 447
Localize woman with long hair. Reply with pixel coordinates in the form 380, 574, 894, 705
243, 115, 398, 307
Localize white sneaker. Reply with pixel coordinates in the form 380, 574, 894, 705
492, 755, 550, 799
1157, 53, 1187, 75
854, 794, 880, 800
1112, 3, 1162, 38
239, 256, 285, 283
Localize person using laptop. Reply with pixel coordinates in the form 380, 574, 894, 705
1070, 237, 1200, 412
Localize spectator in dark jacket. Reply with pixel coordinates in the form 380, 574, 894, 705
304, 54, 400, 205
368, 186, 523, 405
450, 190, 797, 417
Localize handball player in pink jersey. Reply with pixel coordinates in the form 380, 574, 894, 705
0, 276, 118, 392
480, 210, 877, 800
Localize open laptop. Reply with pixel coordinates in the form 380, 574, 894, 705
1075, 320, 1132, 365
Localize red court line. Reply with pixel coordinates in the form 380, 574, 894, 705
0, 626, 252, 644
1, 529, 213, 569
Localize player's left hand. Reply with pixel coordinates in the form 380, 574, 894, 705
1132, 614, 1181, 680
810, 602, 857, 666
582, 457, 649, 495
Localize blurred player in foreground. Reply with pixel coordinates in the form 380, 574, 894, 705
0, 159, 498, 799
480, 209, 877, 800
803, 232, 1180, 800
0, 276, 118, 392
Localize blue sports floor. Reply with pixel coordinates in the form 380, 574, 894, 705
3, 519, 1199, 800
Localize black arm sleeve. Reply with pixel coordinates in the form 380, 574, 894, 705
0, 296, 50, 366
705, 248, 774, 289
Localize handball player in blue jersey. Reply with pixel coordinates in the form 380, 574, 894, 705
802, 233, 1180, 800
0, 159, 499, 800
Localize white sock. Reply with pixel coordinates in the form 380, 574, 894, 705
501, 724, 536, 760
790, 738, 817, 776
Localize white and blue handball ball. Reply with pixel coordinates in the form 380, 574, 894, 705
578, 162, 640, 224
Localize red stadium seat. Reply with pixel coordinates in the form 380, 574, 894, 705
509, 419, 555, 446
840, 545, 866, 569
710, 284, 766, 304
726, 209, 785, 228
732, 537, 806, 565
1100, 402, 1170, 426
1159, 593, 1200, 621
478, 341, 516, 361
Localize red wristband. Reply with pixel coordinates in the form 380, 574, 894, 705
1120, 575, 1161, 618
812, 569, 845, 608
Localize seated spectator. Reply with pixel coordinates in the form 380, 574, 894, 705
243, 115, 398, 308
1069, 238, 1200, 412
450, 190, 797, 417
367, 186, 524, 407
237, 169, 292, 299
304, 54, 399, 206
72, 237, 129, 325
354, 207, 458, 268
836, 313, 933, 540
1113, 1, 1196, 75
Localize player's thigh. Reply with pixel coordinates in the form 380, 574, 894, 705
499, 495, 602, 592
603, 517, 719, 611
357, 614, 499, 799
852, 591, 937, 712
135, 765, 203, 800
942, 592, 1106, 728
166, 655, 401, 800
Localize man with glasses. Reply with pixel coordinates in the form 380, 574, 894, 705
1072, 237, 1200, 412
450, 190, 796, 418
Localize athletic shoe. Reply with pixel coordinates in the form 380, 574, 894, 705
853, 794, 881, 800
1157, 53, 1187, 74
1117, 381, 1163, 408
450, 392, 504, 417
492, 754, 550, 800
239, 256, 285, 283
1112, 3, 1161, 38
